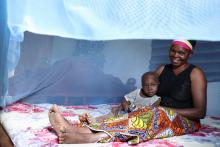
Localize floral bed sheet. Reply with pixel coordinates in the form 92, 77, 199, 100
0, 102, 220, 147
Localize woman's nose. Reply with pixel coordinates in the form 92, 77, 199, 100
172, 51, 179, 57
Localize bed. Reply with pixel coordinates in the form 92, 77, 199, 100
0, 102, 220, 147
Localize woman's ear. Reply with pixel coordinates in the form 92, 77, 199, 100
188, 51, 193, 58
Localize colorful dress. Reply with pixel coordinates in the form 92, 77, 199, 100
85, 106, 200, 144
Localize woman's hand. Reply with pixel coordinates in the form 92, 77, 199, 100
173, 67, 207, 120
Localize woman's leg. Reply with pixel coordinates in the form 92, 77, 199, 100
48, 105, 110, 143
57, 127, 109, 144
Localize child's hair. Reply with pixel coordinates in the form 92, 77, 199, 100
141, 71, 159, 84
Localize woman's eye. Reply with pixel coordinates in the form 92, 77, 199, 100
178, 51, 185, 55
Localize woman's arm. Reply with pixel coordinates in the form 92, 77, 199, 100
155, 64, 165, 76
170, 67, 207, 120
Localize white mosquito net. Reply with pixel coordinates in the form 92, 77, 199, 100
1, 0, 220, 115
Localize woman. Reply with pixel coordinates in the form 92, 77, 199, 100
155, 40, 207, 121
48, 40, 207, 144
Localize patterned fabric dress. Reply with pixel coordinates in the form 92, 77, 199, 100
85, 107, 200, 145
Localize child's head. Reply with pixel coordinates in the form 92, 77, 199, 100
141, 72, 159, 97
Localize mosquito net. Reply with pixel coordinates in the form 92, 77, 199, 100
6, 32, 152, 106
1, 0, 220, 113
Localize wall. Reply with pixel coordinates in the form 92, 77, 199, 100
51, 36, 152, 87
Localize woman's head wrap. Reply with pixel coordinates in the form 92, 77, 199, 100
172, 40, 196, 51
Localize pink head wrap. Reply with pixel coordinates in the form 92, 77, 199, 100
172, 40, 193, 51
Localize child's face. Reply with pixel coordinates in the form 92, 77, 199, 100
142, 76, 159, 97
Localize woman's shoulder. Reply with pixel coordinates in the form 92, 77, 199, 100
155, 64, 165, 76
190, 65, 205, 74
190, 65, 207, 81
155, 64, 172, 76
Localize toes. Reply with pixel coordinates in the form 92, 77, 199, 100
49, 106, 53, 112
58, 129, 66, 144
53, 104, 60, 112
50, 104, 56, 111
59, 137, 64, 144
49, 104, 59, 113
59, 126, 66, 133
48, 106, 54, 115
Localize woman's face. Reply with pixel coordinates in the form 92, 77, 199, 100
169, 45, 192, 67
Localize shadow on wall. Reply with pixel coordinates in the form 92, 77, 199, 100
10, 58, 134, 105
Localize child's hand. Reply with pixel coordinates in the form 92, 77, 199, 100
121, 99, 131, 112
86, 114, 96, 124
111, 105, 121, 116
78, 113, 88, 123
79, 113, 96, 124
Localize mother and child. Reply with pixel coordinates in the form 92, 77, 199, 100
48, 40, 207, 144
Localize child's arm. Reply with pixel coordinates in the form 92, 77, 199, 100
121, 97, 131, 112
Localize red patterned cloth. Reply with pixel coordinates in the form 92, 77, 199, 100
87, 107, 200, 144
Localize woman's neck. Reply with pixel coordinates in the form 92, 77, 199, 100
172, 63, 190, 75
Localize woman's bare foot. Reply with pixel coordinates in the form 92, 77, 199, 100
48, 104, 92, 134
58, 127, 110, 144
48, 105, 74, 133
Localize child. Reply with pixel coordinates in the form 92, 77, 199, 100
79, 71, 161, 124
121, 71, 161, 112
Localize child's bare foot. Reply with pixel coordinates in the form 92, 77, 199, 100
58, 127, 110, 144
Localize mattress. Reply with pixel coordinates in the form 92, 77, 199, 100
0, 102, 220, 147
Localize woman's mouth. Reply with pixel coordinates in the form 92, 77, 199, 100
171, 58, 180, 64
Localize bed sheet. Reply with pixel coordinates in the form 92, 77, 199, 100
0, 102, 220, 147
